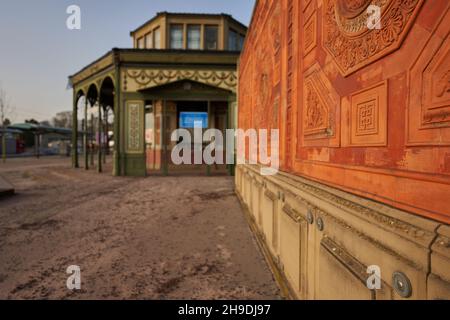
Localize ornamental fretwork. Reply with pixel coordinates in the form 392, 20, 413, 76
123, 69, 238, 92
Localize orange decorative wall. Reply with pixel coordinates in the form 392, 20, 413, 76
239, 0, 450, 223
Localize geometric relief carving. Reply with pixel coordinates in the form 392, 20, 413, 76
303, 0, 313, 12
356, 101, 377, 136
323, 0, 424, 76
270, 1, 282, 85
349, 81, 387, 146
407, 19, 450, 146
422, 41, 450, 126
305, 82, 328, 135
302, 64, 341, 147
303, 12, 317, 55
254, 37, 273, 129
270, 1, 282, 55
122, 69, 237, 93
285, 0, 296, 166
126, 101, 144, 153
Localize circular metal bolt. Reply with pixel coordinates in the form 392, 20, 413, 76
307, 210, 314, 225
392, 272, 412, 298
317, 217, 324, 231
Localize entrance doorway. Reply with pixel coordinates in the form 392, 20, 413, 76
145, 100, 229, 176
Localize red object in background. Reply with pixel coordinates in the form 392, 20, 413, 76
16, 139, 25, 154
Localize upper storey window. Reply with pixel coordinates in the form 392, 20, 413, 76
137, 37, 145, 49
205, 25, 218, 50
145, 32, 153, 49
170, 24, 184, 49
154, 27, 161, 49
228, 29, 245, 51
238, 34, 245, 50
187, 25, 201, 50
228, 29, 238, 51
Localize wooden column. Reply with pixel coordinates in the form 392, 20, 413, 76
84, 97, 89, 170
35, 132, 40, 159
206, 100, 211, 176
97, 103, 102, 173
227, 100, 235, 176
103, 107, 108, 163
162, 99, 168, 176
72, 90, 79, 168
113, 67, 121, 176
90, 112, 94, 167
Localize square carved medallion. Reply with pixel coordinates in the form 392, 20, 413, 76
349, 81, 388, 147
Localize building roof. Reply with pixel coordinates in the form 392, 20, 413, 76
69, 48, 241, 85
0, 128, 23, 134
130, 12, 248, 36
8, 123, 74, 135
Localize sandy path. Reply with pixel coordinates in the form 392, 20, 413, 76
0, 158, 280, 299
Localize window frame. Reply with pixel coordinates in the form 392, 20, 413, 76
228, 28, 238, 51
153, 27, 161, 49
204, 25, 219, 51
187, 24, 201, 50
169, 24, 184, 50
137, 37, 145, 49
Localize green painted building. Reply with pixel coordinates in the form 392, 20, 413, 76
69, 12, 247, 176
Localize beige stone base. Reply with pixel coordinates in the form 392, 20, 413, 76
235, 164, 450, 300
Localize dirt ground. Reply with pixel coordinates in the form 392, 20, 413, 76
0, 157, 280, 300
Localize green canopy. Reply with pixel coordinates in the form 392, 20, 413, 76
8, 123, 75, 135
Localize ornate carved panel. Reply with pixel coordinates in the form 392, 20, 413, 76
323, 0, 424, 76
303, 0, 313, 12
407, 13, 450, 146
285, 0, 297, 168
271, 1, 282, 86
302, 64, 340, 147
421, 41, 450, 127
303, 12, 317, 56
122, 69, 237, 93
304, 82, 328, 136
347, 81, 388, 146
254, 43, 272, 130
125, 101, 144, 154
270, 1, 282, 56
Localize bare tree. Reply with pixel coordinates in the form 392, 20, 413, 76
52, 111, 73, 129
0, 84, 15, 162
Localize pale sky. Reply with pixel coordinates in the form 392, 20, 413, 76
0, 0, 254, 124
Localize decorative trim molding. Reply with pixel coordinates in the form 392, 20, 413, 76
125, 101, 144, 154
122, 68, 237, 92
243, 164, 437, 245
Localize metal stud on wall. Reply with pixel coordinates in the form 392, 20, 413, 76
317, 217, 324, 231
392, 271, 413, 298
307, 209, 314, 225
